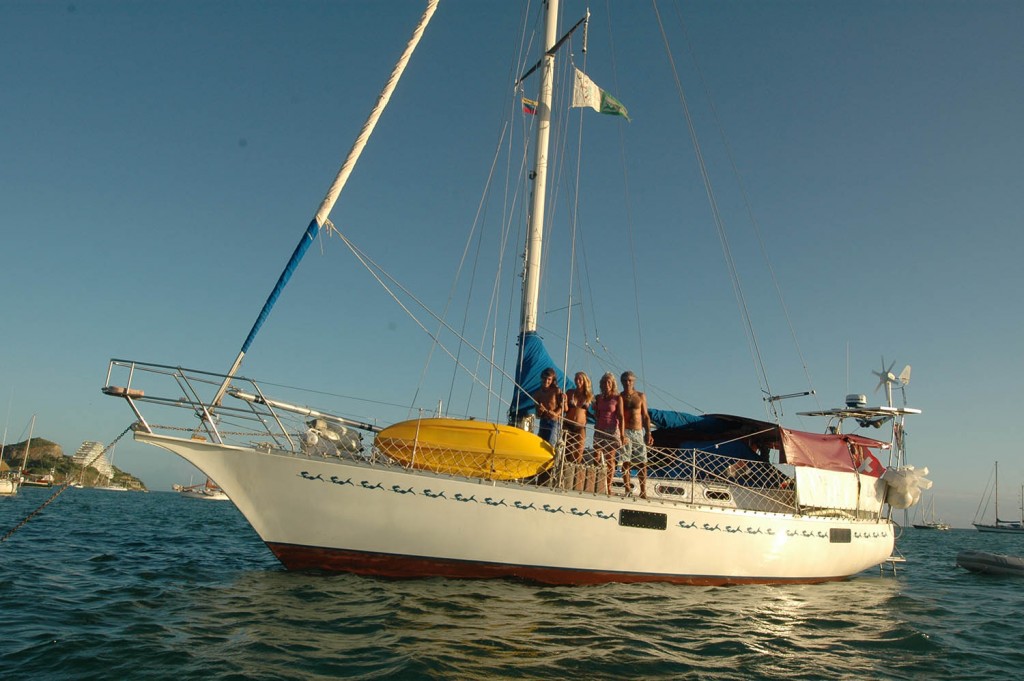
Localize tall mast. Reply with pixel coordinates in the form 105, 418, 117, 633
209, 0, 440, 413
19, 414, 35, 472
995, 460, 1000, 521
519, 0, 559, 334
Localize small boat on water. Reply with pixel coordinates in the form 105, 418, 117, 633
956, 550, 1024, 576
912, 495, 951, 531
972, 462, 1024, 534
0, 426, 14, 496
174, 479, 229, 501
93, 483, 129, 492
0, 415, 36, 497
21, 470, 55, 488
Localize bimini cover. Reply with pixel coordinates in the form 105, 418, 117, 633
508, 331, 566, 421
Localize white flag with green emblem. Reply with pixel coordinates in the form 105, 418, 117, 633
571, 68, 631, 121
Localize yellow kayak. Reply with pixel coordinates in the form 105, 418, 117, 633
374, 418, 554, 481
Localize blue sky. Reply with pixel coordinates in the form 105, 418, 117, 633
2, 1, 1022, 528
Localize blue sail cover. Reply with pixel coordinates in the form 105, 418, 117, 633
509, 331, 566, 421
240, 218, 320, 354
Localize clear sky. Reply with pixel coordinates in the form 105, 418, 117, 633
2, 1, 1022, 529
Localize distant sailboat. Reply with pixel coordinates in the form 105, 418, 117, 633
0, 393, 14, 496
0, 428, 15, 496
912, 495, 951, 531
972, 461, 1024, 533
174, 478, 229, 501
0, 415, 35, 497
92, 443, 129, 492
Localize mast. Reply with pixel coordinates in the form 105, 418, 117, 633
519, 0, 559, 335
208, 0, 440, 413
995, 460, 1001, 523
19, 415, 35, 474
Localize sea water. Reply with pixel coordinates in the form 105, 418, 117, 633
2, 488, 1022, 680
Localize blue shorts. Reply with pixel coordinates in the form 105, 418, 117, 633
537, 418, 559, 446
619, 429, 647, 465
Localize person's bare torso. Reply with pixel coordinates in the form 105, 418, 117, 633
622, 390, 645, 430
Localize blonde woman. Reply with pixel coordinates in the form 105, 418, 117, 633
563, 371, 593, 491
593, 372, 624, 495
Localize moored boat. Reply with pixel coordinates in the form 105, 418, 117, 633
0, 476, 16, 496
0, 415, 36, 497
956, 550, 1024, 576
913, 495, 951, 531
972, 462, 1024, 534
101, 1, 932, 584
174, 479, 229, 501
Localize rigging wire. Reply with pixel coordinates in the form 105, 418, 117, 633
669, 1, 822, 412
652, 0, 777, 420
602, 2, 650, 393
413, 0, 540, 423
1, 425, 134, 543
329, 227, 535, 415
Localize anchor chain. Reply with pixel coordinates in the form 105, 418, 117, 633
1, 424, 135, 543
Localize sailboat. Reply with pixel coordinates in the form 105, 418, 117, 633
912, 495, 951, 531
973, 461, 1024, 533
0, 424, 15, 496
92, 443, 129, 492
0, 415, 35, 497
0, 442, 17, 496
101, 1, 931, 584
174, 478, 229, 501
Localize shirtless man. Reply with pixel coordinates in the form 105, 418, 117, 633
532, 367, 564, 447
619, 370, 653, 498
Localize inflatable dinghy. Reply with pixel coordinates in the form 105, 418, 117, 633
956, 550, 1024, 576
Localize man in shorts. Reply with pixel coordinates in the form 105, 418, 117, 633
620, 371, 653, 498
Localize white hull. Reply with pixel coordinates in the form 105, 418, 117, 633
0, 478, 18, 496
179, 488, 229, 501
140, 432, 894, 585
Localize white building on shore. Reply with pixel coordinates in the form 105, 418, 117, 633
72, 441, 113, 479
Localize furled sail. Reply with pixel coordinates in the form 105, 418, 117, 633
508, 331, 565, 422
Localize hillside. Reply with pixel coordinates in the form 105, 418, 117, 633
0, 437, 147, 491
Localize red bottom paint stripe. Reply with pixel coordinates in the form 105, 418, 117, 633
265, 542, 847, 586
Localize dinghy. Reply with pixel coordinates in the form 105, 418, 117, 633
956, 550, 1024, 576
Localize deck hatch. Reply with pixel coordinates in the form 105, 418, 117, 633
619, 509, 668, 530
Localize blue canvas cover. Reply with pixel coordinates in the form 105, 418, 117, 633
508, 331, 567, 421
649, 413, 779, 480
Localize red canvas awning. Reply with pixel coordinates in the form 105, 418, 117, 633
781, 429, 888, 474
